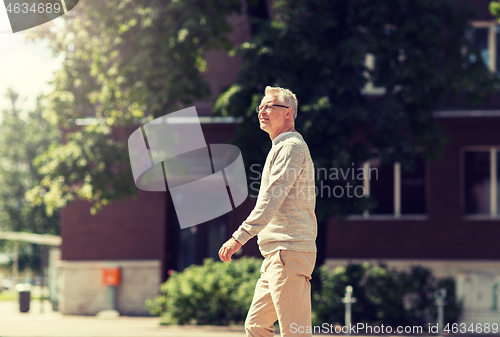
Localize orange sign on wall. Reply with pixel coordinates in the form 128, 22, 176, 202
102, 267, 121, 286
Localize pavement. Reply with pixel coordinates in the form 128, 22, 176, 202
0, 297, 465, 337
0, 299, 253, 337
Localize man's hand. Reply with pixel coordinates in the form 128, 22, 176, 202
218, 237, 242, 262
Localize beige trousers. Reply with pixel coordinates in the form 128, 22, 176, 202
245, 250, 316, 337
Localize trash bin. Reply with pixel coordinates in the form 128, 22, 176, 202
19, 291, 30, 312
16, 284, 31, 313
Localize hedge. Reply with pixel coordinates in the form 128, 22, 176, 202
146, 258, 462, 327
146, 257, 261, 325
312, 263, 462, 327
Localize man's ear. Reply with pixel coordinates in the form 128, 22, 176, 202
286, 108, 293, 120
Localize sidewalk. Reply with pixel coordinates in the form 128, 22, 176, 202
2, 299, 456, 337
0, 288, 467, 337
0, 300, 250, 337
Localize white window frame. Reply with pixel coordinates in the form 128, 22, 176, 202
469, 21, 498, 72
361, 53, 387, 95
349, 160, 427, 221
462, 146, 500, 220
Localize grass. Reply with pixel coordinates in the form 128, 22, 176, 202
0, 291, 46, 301
0, 291, 15, 301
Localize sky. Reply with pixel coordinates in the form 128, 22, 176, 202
0, 4, 64, 114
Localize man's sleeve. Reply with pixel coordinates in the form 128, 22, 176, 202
232, 143, 304, 245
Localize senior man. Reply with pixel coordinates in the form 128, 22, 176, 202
219, 86, 317, 337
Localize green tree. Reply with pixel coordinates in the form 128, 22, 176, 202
26, 0, 242, 214
214, 0, 499, 265
0, 89, 60, 271
490, 1, 500, 21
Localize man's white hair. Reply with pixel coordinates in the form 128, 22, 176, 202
265, 86, 298, 120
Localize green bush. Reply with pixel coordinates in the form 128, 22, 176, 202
312, 263, 463, 327
147, 260, 462, 327
146, 257, 262, 325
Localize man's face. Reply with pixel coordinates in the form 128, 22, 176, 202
258, 94, 288, 134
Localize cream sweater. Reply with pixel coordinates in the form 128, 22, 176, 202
232, 132, 317, 256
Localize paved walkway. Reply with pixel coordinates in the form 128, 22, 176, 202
0, 300, 253, 337
1, 299, 454, 337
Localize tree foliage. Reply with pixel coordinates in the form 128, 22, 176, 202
26, 0, 242, 213
0, 89, 60, 271
214, 0, 499, 220
490, 1, 500, 20
0, 89, 60, 234
26, 0, 499, 221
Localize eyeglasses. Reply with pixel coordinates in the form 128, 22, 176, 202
256, 104, 290, 113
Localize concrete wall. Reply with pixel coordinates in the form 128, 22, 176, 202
58, 260, 160, 316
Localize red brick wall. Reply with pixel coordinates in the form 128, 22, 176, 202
325, 117, 500, 260
61, 190, 165, 260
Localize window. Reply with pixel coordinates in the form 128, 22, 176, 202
177, 226, 198, 271
206, 221, 227, 261
463, 147, 500, 217
176, 215, 228, 271
352, 156, 426, 219
467, 22, 500, 73
361, 53, 387, 95
367, 158, 394, 214
400, 158, 426, 214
